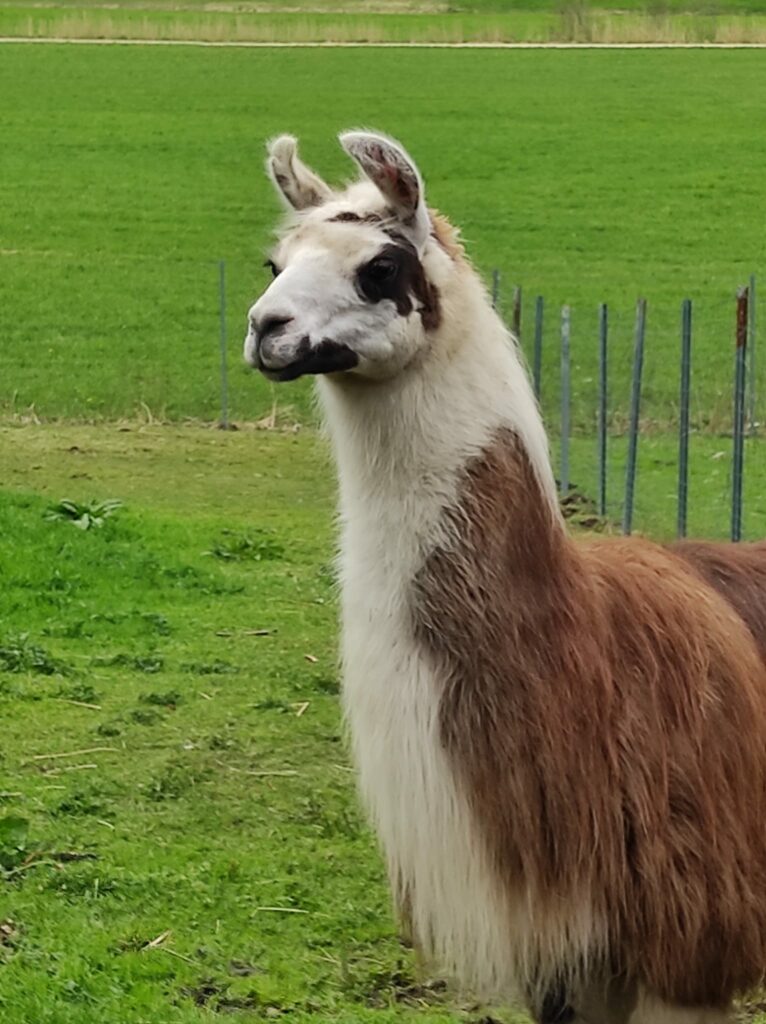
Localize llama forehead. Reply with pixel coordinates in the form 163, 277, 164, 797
272, 180, 421, 267
273, 218, 393, 271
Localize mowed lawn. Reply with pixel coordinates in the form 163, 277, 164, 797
1, 44, 765, 430
2, 423, 528, 1024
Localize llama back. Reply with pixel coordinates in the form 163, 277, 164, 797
414, 431, 766, 1005
672, 540, 766, 666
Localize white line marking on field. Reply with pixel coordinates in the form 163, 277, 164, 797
2, 37, 766, 48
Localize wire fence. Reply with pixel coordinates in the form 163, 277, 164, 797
1, 252, 762, 541
492, 273, 762, 542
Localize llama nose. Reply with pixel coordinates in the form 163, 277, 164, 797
255, 314, 293, 345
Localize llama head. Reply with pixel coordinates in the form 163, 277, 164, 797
244, 131, 450, 383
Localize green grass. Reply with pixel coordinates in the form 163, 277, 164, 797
0, 423, 763, 1024
1, 44, 764, 431
1, 424, 513, 1024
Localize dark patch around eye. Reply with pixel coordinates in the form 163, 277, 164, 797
327, 211, 385, 225
355, 242, 441, 331
328, 211, 362, 223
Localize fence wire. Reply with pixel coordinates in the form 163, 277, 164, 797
1, 253, 763, 540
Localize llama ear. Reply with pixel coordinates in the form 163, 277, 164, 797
266, 135, 332, 211
339, 130, 429, 244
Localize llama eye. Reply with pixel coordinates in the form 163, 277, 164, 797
264, 259, 281, 279
364, 257, 397, 281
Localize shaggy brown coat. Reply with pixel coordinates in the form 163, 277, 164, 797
414, 430, 766, 1007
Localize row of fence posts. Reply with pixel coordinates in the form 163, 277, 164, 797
491, 273, 758, 541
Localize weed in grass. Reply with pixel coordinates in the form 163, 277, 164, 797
56, 682, 100, 704
146, 759, 210, 802
0, 634, 69, 676
95, 721, 122, 738
251, 698, 294, 714
180, 977, 262, 1012
139, 689, 183, 708
0, 815, 30, 872
43, 619, 87, 640
358, 965, 448, 1009
313, 677, 341, 696
207, 733, 241, 751
207, 529, 286, 563
182, 659, 237, 675
94, 653, 164, 674
130, 708, 162, 726
54, 788, 110, 819
46, 610, 173, 641
44, 498, 123, 531
228, 958, 263, 977
140, 612, 172, 636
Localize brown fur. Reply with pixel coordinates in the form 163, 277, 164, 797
429, 208, 465, 261
414, 430, 766, 1007
671, 539, 766, 666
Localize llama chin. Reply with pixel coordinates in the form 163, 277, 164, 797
246, 129, 766, 1024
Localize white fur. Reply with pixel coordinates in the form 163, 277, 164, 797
267, 134, 332, 211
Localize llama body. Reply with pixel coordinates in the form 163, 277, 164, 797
245, 131, 766, 1023
321, 312, 605, 1002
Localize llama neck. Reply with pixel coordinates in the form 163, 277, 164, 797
318, 278, 578, 999
318, 275, 562, 580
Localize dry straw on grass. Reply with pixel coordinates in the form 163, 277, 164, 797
9, 10, 766, 44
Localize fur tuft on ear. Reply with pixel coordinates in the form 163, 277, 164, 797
266, 135, 332, 212
339, 130, 429, 244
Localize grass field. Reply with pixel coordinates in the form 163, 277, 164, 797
1, 44, 765, 432
0, 422, 763, 1024
0, 424, 516, 1024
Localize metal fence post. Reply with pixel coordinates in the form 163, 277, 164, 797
560, 305, 571, 497
597, 303, 608, 517
623, 298, 646, 536
491, 269, 500, 310
748, 273, 757, 434
218, 260, 229, 430
677, 299, 692, 539
533, 295, 544, 402
512, 285, 522, 343
732, 287, 748, 541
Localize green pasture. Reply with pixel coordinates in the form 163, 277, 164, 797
0, 424, 512, 1024
1, 44, 765, 434
0, 422, 763, 1024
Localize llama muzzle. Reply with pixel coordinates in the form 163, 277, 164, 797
255, 332, 359, 382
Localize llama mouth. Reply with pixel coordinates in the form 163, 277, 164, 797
257, 337, 359, 382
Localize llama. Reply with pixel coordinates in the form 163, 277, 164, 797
244, 130, 766, 1024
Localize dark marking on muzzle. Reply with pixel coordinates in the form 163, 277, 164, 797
356, 240, 441, 331
257, 337, 359, 382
